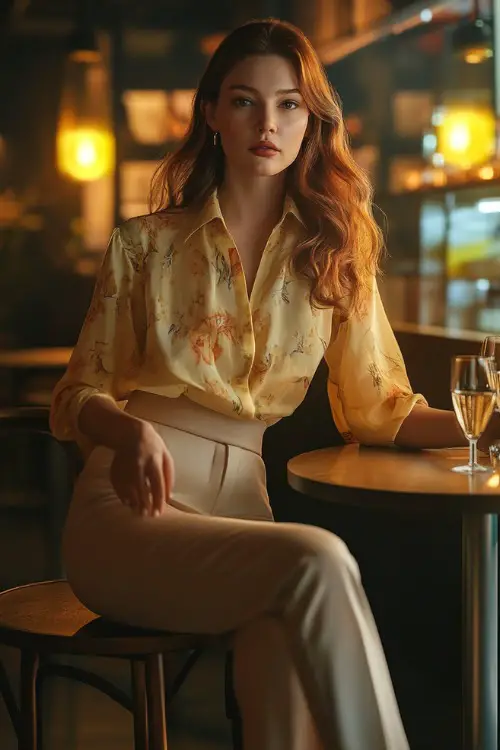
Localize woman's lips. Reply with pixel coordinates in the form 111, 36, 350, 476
249, 146, 280, 158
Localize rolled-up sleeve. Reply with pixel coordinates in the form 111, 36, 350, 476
324, 280, 427, 445
50, 226, 146, 446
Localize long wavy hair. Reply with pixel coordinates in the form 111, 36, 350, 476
150, 18, 383, 316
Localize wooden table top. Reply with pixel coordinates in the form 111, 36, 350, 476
288, 445, 500, 514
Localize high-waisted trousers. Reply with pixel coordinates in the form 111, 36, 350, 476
63, 391, 410, 750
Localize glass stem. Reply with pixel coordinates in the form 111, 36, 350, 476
469, 438, 478, 469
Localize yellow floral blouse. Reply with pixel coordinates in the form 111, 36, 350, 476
50, 191, 426, 450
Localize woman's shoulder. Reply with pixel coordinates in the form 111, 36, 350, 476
117, 207, 192, 247
107, 209, 192, 272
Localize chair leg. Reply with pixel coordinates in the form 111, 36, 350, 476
145, 654, 168, 750
131, 660, 149, 750
0, 658, 20, 737
35, 662, 44, 750
19, 650, 39, 750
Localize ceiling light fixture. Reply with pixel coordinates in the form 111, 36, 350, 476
452, 0, 493, 64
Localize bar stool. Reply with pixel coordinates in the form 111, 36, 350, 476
0, 407, 241, 750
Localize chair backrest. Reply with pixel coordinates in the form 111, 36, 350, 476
263, 359, 344, 519
0, 407, 78, 583
0, 405, 81, 473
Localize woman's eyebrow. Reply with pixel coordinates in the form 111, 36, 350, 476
228, 84, 301, 96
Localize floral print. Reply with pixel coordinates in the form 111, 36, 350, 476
189, 311, 239, 365
50, 191, 426, 450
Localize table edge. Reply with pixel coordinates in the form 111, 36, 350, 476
287, 448, 500, 513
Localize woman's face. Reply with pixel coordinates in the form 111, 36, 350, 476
206, 54, 310, 179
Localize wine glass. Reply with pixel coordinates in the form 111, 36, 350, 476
450, 355, 496, 473
481, 336, 500, 411
482, 336, 500, 469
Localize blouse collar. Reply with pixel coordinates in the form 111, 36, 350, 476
185, 190, 304, 242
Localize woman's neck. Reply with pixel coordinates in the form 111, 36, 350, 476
217, 171, 286, 230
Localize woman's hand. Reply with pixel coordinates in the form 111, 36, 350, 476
110, 420, 175, 517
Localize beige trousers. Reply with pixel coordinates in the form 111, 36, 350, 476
63, 392, 410, 750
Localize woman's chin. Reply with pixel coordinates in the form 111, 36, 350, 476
235, 157, 288, 179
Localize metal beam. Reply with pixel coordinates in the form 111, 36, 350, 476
7, 17, 228, 36
316, 0, 474, 65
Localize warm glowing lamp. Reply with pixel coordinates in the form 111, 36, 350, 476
57, 125, 114, 181
434, 105, 495, 169
56, 35, 115, 182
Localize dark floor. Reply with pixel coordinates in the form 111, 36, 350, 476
0, 643, 461, 750
0, 642, 460, 750
0, 646, 232, 749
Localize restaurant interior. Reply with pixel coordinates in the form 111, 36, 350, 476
1, 0, 500, 748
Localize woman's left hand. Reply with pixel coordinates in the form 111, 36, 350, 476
478, 410, 500, 454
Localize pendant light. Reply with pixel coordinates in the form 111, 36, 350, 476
56, 2, 115, 182
452, 0, 493, 65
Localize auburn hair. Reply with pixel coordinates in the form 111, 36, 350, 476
150, 18, 383, 316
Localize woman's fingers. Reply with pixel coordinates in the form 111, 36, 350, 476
148, 459, 166, 516
112, 444, 175, 518
135, 463, 152, 516
163, 450, 175, 500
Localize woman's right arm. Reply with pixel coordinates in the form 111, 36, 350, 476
78, 392, 147, 454
50, 227, 145, 445
50, 225, 173, 515
79, 394, 175, 516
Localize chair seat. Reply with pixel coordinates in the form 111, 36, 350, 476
0, 580, 220, 656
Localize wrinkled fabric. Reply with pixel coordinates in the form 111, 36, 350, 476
50, 191, 426, 452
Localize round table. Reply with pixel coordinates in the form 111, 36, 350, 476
288, 444, 500, 750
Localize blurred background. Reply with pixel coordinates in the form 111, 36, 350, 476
1, 0, 500, 365
1, 1, 500, 748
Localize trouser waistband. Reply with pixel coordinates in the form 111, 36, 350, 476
125, 391, 266, 455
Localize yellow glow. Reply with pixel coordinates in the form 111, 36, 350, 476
436, 106, 495, 169
56, 48, 114, 182
431, 169, 447, 187
464, 47, 493, 64
57, 126, 114, 182
404, 171, 422, 190
478, 166, 495, 180
487, 473, 500, 489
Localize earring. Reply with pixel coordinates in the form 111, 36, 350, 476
213, 131, 219, 146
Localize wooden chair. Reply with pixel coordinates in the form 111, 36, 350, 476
0, 407, 241, 750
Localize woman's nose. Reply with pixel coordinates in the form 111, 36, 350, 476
257, 105, 277, 134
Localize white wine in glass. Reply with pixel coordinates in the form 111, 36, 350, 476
451, 355, 496, 473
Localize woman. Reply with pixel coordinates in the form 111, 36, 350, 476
50, 18, 499, 750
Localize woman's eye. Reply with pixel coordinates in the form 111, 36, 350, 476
280, 100, 299, 110
233, 97, 253, 107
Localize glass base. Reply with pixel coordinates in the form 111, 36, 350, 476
452, 463, 493, 474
